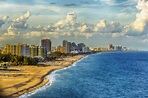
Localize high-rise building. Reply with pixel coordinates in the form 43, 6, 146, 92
41, 38, 51, 53
21, 44, 30, 57
108, 44, 113, 51
16, 43, 30, 57
38, 46, 47, 58
30, 45, 39, 58
62, 40, 71, 53
10, 45, 16, 55
68, 42, 71, 53
71, 42, 77, 51
2, 43, 30, 57
2, 44, 16, 55
78, 43, 85, 52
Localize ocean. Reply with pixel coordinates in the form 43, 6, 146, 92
20, 51, 148, 98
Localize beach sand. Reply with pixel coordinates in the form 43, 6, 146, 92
0, 55, 85, 98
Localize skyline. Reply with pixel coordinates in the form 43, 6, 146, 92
0, 0, 148, 50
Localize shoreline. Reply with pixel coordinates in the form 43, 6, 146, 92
0, 55, 86, 98
9, 69, 61, 98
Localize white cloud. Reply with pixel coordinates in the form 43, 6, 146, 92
11, 11, 30, 29
0, 16, 9, 28
5, 26, 15, 35
78, 23, 93, 33
25, 31, 41, 37
133, 0, 148, 31
126, 0, 148, 36
94, 20, 124, 33
55, 12, 77, 28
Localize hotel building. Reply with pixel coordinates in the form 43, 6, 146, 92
2, 43, 30, 57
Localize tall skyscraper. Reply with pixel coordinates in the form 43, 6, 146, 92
41, 38, 51, 53
63, 40, 71, 53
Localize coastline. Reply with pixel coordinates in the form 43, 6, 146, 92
0, 55, 86, 98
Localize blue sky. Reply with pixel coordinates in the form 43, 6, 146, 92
0, 0, 148, 50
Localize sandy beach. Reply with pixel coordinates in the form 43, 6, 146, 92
0, 55, 85, 98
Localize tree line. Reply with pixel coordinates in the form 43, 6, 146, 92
0, 53, 38, 65
0, 52, 78, 66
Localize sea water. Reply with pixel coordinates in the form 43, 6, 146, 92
20, 51, 148, 98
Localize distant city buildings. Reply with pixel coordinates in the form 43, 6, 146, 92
62, 40, 90, 53
108, 44, 127, 51
0, 38, 135, 59
1, 39, 91, 58
90, 47, 107, 52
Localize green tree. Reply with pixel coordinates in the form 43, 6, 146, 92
23, 57, 28, 65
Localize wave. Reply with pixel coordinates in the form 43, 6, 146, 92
19, 55, 89, 98
19, 74, 54, 98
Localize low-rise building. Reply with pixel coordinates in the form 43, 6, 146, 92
57, 45, 66, 53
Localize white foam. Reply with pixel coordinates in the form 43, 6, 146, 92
19, 72, 59, 98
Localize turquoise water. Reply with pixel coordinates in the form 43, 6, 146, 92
20, 51, 148, 98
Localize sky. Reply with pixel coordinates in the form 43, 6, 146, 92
0, 0, 148, 50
